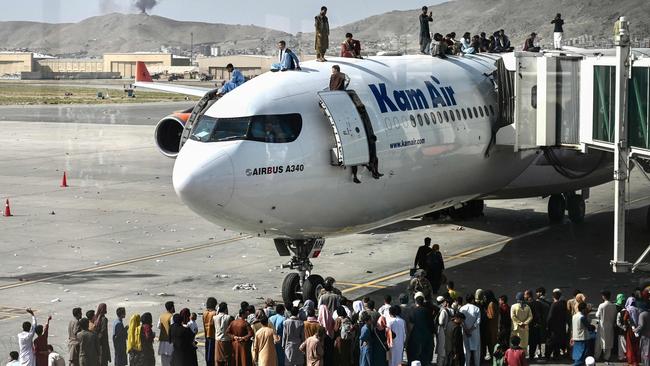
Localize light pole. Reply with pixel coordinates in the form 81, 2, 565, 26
190, 32, 194, 65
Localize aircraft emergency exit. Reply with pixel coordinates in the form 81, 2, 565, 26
134, 54, 612, 304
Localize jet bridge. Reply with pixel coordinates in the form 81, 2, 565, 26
496, 17, 650, 273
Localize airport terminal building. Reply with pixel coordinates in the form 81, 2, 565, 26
0, 52, 191, 79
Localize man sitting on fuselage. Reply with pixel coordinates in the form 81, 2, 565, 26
271, 41, 302, 72
217, 63, 245, 96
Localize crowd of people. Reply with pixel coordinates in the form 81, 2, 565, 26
419, 7, 566, 57
9, 240, 649, 366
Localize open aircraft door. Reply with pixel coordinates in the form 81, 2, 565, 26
317, 90, 371, 166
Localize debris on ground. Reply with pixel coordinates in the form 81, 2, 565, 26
232, 283, 257, 291
215, 274, 231, 279
333, 250, 352, 256
51, 298, 61, 303
453, 226, 465, 231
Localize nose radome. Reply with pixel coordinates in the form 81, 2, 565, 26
172, 143, 235, 215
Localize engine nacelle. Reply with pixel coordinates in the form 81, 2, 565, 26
154, 115, 186, 158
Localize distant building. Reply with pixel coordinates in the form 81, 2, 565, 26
0, 52, 192, 79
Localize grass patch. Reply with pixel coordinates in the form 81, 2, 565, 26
0, 83, 200, 105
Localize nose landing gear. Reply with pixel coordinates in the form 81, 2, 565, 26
275, 238, 326, 305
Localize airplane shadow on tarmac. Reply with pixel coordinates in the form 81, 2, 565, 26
365, 205, 549, 236
1, 270, 160, 286
359, 207, 650, 307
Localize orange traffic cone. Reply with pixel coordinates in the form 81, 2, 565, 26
61, 171, 68, 187
4, 199, 12, 217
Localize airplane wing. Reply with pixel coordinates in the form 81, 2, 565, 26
133, 61, 212, 97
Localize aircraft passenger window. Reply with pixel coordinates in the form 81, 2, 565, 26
489, 105, 495, 115
443, 111, 449, 122
393, 117, 399, 129
424, 113, 431, 125
248, 114, 302, 143
450, 110, 455, 122
417, 114, 424, 126
431, 112, 437, 124
473, 107, 479, 117
402, 115, 408, 128
410, 115, 417, 127
455, 110, 461, 120
467, 108, 473, 119
483, 106, 489, 117
384, 117, 391, 130
479, 107, 484, 117
437, 112, 443, 124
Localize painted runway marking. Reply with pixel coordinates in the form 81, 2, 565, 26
0, 235, 252, 291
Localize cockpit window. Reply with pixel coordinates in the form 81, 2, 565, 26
190, 113, 302, 143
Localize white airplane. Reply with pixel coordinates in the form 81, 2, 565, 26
134, 53, 611, 304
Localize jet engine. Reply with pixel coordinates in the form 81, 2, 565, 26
154, 113, 190, 158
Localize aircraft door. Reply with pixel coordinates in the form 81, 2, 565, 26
317, 90, 370, 166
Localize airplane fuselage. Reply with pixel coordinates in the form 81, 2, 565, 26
172, 54, 610, 239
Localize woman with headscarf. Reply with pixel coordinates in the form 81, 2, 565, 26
351, 300, 364, 366
615, 293, 627, 362
300, 300, 315, 321
621, 297, 641, 366
139, 313, 156, 366
574, 293, 589, 314
483, 290, 499, 360
127, 314, 143, 366
92, 304, 111, 366
317, 304, 335, 366
510, 292, 533, 353
170, 312, 198, 366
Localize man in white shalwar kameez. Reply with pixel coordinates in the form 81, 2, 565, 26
386, 305, 406, 366
18, 309, 37, 366
460, 295, 481, 366
595, 290, 617, 361
436, 296, 452, 366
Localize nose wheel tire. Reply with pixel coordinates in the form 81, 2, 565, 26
301, 274, 325, 302
567, 195, 585, 224
548, 194, 566, 223
282, 273, 301, 306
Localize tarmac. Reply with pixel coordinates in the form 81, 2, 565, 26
0, 103, 649, 363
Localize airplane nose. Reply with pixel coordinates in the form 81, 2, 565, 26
172, 143, 234, 214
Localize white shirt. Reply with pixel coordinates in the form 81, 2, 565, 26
187, 320, 198, 334
378, 304, 391, 318
459, 303, 481, 350
18, 316, 37, 366
7, 361, 20, 366
47, 352, 65, 366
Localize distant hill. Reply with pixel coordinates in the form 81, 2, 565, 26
1, 1, 649, 57
299, 0, 650, 53
0, 13, 291, 56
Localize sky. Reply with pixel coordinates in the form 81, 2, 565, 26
0, 0, 446, 33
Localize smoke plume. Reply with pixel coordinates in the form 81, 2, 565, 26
134, 0, 159, 14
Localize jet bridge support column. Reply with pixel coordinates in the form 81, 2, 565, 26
611, 17, 633, 273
